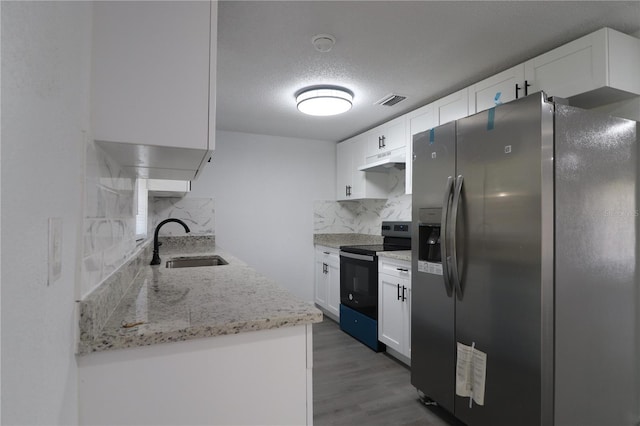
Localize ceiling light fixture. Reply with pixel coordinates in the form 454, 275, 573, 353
296, 87, 353, 116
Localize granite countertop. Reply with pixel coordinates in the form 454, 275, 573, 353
313, 233, 383, 249
377, 250, 412, 263
79, 242, 322, 355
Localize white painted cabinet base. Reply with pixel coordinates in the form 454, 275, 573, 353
78, 325, 313, 425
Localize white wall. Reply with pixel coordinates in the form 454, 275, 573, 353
189, 131, 336, 301
1, 2, 91, 424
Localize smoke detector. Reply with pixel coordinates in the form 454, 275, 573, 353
312, 34, 336, 53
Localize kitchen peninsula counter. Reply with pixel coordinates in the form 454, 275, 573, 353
77, 237, 320, 425
79, 243, 322, 355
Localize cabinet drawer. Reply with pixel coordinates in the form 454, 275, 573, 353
379, 259, 411, 280
339, 305, 382, 351
315, 246, 339, 266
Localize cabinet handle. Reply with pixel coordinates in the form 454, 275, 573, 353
346, 185, 351, 196
402, 285, 407, 302
379, 135, 386, 149
515, 81, 532, 99
396, 268, 409, 272
323, 263, 328, 274
397, 283, 401, 300
323, 251, 330, 255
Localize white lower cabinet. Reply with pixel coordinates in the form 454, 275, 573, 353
378, 258, 411, 363
314, 246, 340, 320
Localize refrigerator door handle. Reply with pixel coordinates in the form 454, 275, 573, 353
451, 175, 464, 299
441, 176, 454, 295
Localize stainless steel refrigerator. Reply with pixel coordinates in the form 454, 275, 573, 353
411, 92, 639, 426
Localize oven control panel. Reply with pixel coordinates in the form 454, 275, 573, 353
381, 221, 411, 238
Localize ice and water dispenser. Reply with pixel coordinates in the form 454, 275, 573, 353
417, 208, 444, 275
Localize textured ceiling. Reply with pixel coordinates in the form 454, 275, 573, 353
216, 1, 640, 142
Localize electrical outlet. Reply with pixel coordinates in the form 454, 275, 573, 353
48, 218, 62, 285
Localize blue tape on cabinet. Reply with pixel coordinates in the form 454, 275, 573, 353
487, 107, 496, 130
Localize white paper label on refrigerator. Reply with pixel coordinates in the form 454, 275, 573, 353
418, 260, 443, 275
455, 342, 487, 406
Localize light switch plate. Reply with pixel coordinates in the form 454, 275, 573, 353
48, 217, 63, 285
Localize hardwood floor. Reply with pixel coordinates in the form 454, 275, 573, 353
312, 317, 460, 426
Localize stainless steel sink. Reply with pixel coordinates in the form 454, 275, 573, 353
165, 255, 229, 268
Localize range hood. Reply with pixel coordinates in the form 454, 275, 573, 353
358, 148, 406, 173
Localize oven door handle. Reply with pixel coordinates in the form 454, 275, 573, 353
339, 251, 376, 262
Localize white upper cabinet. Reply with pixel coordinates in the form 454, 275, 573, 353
404, 103, 437, 195
469, 64, 526, 114
434, 88, 470, 125
524, 27, 640, 108
92, 1, 217, 180
336, 134, 388, 201
365, 116, 407, 159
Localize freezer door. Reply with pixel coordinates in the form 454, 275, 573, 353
554, 106, 639, 425
411, 122, 457, 413
453, 93, 554, 425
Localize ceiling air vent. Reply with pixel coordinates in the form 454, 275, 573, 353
374, 93, 407, 107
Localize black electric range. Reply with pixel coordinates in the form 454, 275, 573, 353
338, 221, 411, 351
339, 222, 412, 255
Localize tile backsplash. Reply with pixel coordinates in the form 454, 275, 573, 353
150, 197, 215, 236
82, 141, 138, 298
314, 168, 411, 234
81, 141, 217, 299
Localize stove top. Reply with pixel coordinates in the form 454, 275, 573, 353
339, 221, 412, 256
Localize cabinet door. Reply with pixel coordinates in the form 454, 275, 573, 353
379, 274, 405, 352
336, 135, 388, 201
525, 28, 640, 107
526, 29, 610, 102
349, 134, 368, 199
314, 257, 328, 309
351, 134, 388, 200
367, 117, 406, 157
403, 284, 412, 358
327, 258, 340, 318
406, 103, 437, 195
435, 88, 469, 125
469, 64, 525, 114
524, 30, 606, 101
93, 1, 211, 150
336, 140, 352, 200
